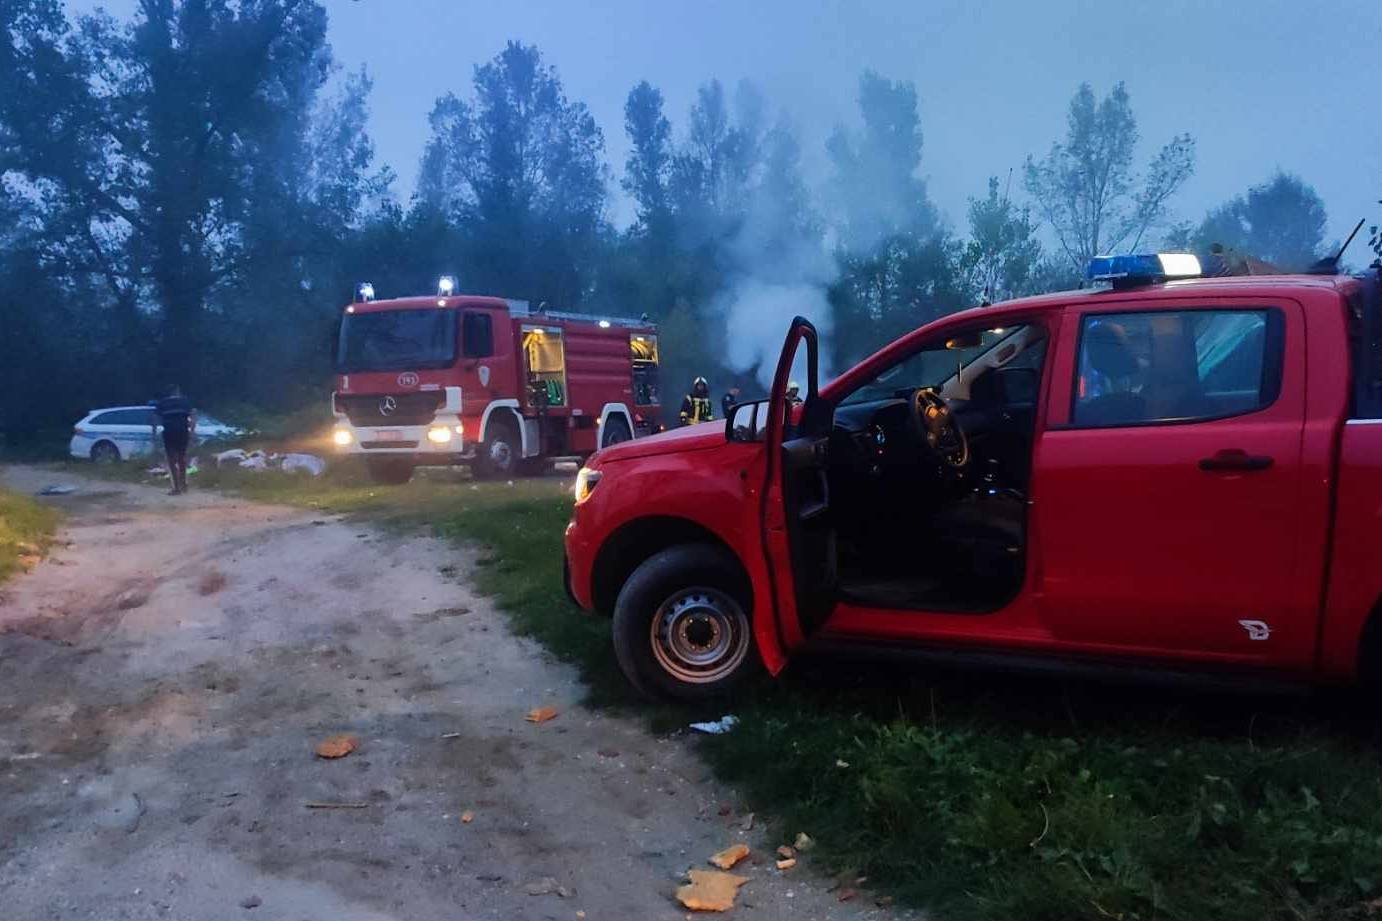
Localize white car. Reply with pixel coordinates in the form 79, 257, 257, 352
69, 406, 243, 462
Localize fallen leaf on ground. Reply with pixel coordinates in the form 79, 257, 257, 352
525, 706, 559, 724
776, 845, 796, 860
17, 554, 41, 570
776, 858, 797, 871
676, 870, 748, 912
314, 734, 359, 759
460, 810, 475, 824
708, 843, 749, 869
793, 832, 815, 852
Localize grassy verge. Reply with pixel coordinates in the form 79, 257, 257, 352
66, 459, 1382, 920
0, 487, 60, 583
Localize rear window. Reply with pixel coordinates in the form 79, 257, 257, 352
1072, 309, 1283, 428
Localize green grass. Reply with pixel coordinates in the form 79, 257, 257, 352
0, 487, 60, 583
69, 458, 1382, 920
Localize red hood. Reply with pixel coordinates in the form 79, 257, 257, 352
596, 421, 725, 462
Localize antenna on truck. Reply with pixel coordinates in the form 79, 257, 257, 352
1306, 218, 1366, 275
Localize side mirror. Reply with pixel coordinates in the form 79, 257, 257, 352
726, 400, 769, 443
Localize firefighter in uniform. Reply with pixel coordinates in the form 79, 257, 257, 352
786, 380, 803, 406
679, 376, 714, 426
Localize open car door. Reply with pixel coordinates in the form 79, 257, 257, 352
759, 317, 837, 656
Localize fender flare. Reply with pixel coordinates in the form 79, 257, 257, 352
478, 400, 533, 457
597, 403, 634, 446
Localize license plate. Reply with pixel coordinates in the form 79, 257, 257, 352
373, 430, 404, 441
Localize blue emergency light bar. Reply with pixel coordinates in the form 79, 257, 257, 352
1086, 253, 1202, 284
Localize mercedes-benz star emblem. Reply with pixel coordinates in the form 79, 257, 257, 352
379, 395, 398, 416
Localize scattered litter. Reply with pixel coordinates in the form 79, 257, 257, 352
506, 480, 515, 487
525, 706, 560, 724
186, 464, 200, 475
280, 453, 327, 476
314, 734, 359, 759
303, 801, 369, 809
214, 449, 247, 467
441, 732, 464, 740
740, 812, 755, 831
146, 465, 168, 476
689, 715, 738, 735
676, 869, 748, 912
37, 484, 77, 496
708, 843, 749, 870
524, 877, 572, 898
836, 758, 851, 769
10, 752, 42, 761
793, 832, 815, 852
461, 810, 475, 824
776, 858, 797, 871
239, 454, 270, 472
776, 845, 796, 860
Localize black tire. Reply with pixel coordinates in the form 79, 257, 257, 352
365, 457, 414, 484
612, 544, 758, 700
90, 441, 121, 464
601, 415, 633, 449
474, 416, 521, 479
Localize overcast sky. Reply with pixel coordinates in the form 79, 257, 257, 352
73, 0, 1382, 251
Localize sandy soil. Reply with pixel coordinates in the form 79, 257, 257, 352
0, 466, 904, 921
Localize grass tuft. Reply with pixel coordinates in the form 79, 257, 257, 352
0, 487, 60, 583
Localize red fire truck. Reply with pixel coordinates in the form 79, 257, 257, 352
332, 279, 662, 483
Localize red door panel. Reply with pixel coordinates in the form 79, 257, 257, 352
1033, 297, 1310, 669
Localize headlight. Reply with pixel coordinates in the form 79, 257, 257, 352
427, 425, 453, 444
574, 466, 602, 504
333, 429, 352, 446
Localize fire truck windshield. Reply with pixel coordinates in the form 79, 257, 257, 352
336, 308, 458, 373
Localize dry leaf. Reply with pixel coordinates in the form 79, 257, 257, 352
314, 734, 359, 759
460, 810, 475, 824
776, 845, 796, 860
676, 870, 748, 912
776, 858, 797, 871
708, 843, 749, 870
525, 706, 559, 724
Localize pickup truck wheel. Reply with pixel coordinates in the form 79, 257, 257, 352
474, 417, 521, 479
365, 457, 414, 484
612, 544, 757, 700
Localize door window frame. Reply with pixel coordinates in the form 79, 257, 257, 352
1064, 305, 1286, 430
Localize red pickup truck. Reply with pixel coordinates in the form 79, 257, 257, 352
564, 255, 1382, 700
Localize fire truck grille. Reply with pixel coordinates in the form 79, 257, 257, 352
361, 440, 419, 450
337, 392, 444, 427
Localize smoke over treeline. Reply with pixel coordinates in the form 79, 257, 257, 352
0, 2, 1345, 439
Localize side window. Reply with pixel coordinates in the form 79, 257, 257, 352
1072, 309, 1282, 428
90, 411, 122, 426
462, 312, 494, 358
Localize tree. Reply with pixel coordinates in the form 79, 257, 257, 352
622, 80, 673, 240
415, 41, 607, 307
826, 70, 960, 367
1024, 82, 1195, 269
1193, 172, 1328, 271
962, 175, 1043, 302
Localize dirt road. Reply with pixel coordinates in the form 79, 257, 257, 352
0, 467, 899, 921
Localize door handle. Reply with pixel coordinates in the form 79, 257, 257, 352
1198, 449, 1274, 472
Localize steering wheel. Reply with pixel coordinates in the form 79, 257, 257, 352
910, 389, 970, 468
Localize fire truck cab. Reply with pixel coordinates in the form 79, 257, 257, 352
332, 280, 661, 483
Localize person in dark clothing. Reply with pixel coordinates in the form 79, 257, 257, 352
721, 386, 741, 420
679, 376, 714, 426
152, 385, 195, 495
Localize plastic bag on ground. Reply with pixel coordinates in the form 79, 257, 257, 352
280, 453, 327, 476
214, 449, 247, 467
